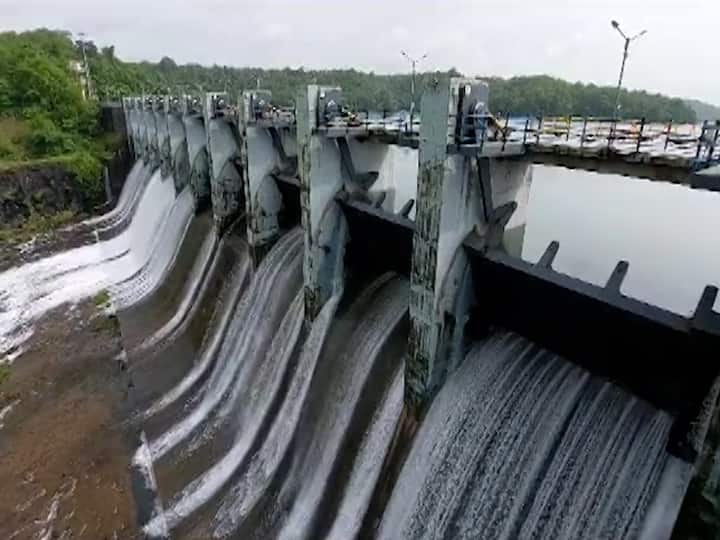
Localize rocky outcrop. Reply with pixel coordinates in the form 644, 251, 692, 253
0, 165, 92, 227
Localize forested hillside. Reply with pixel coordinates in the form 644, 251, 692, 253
685, 98, 720, 122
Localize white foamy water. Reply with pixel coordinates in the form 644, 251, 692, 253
144, 289, 340, 538
139, 272, 409, 539
378, 331, 676, 540
274, 276, 408, 540
109, 186, 194, 310
136, 249, 251, 423
0, 398, 20, 430
326, 367, 404, 540
0, 166, 177, 357
145, 292, 306, 537
145, 229, 303, 462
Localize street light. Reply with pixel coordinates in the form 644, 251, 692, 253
610, 20, 647, 119
76, 31, 95, 100
401, 50, 427, 131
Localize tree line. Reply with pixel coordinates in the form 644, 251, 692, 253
0, 28, 704, 169
92, 53, 697, 122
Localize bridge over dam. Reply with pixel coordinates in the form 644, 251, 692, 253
2, 77, 719, 539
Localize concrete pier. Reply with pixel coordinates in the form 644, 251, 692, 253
182, 96, 211, 210
296, 85, 349, 321
167, 97, 190, 194
204, 92, 244, 231
155, 97, 171, 178
405, 77, 531, 412
239, 90, 297, 261
295, 85, 420, 321
142, 96, 160, 170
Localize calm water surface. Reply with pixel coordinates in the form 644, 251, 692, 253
523, 165, 720, 315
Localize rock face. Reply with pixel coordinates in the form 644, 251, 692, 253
0, 147, 133, 228
0, 165, 90, 227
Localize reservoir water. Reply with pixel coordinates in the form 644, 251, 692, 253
523, 165, 720, 315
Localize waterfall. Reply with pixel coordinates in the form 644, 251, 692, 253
109, 185, 195, 309
134, 245, 251, 423
137, 272, 409, 540
143, 228, 304, 463
272, 275, 408, 540
378, 331, 677, 540
0, 164, 177, 357
80, 160, 151, 232
133, 225, 219, 353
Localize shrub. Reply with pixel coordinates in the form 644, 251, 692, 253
0, 136, 17, 159
23, 111, 76, 157
0, 364, 10, 386
61, 151, 104, 200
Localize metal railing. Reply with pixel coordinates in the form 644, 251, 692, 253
490, 114, 720, 168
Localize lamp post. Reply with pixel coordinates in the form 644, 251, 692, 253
401, 50, 427, 131
76, 32, 95, 100
611, 20, 646, 119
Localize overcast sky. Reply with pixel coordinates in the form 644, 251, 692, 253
2, 0, 718, 104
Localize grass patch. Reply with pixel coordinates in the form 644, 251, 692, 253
0, 364, 11, 386
0, 117, 29, 161
93, 289, 110, 307
91, 312, 119, 335
0, 209, 76, 246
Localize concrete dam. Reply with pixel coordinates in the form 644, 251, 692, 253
2, 77, 720, 539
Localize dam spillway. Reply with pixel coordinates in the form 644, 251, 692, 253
1, 77, 719, 539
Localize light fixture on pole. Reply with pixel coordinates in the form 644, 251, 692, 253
77, 31, 95, 100
610, 20, 647, 119
401, 50, 427, 130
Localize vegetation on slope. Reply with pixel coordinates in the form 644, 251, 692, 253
0, 30, 101, 159
0, 29, 122, 241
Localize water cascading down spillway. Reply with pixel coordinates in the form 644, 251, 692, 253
0, 91, 205, 361
119, 78, 720, 540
